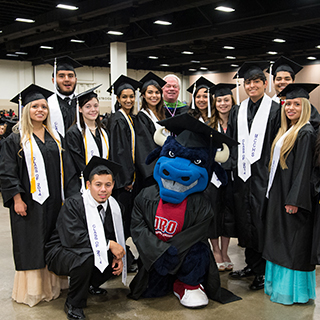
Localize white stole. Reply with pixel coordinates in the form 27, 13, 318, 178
237, 94, 272, 181
266, 126, 295, 198
210, 123, 222, 188
83, 190, 127, 284
83, 125, 109, 164
47, 94, 65, 137
23, 128, 64, 204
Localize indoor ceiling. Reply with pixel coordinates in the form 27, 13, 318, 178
1, 0, 320, 75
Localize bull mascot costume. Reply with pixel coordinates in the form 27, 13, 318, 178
129, 113, 240, 308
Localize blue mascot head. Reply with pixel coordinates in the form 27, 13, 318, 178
146, 114, 236, 204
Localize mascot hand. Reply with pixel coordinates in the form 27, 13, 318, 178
153, 246, 180, 276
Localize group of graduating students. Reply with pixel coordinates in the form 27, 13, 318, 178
1, 54, 320, 319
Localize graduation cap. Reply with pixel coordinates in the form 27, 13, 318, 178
233, 61, 269, 80
211, 83, 236, 97
46, 55, 82, 73
158, 113, 237, 149
75, 84, 102, 106
277, 83, 319, 100
107, 75, 142, 113
267, 56, 303, 77
83, 156, 122, 182
140, 72, 167, 91
187, 77, 215, 118
11, 84, 53, 106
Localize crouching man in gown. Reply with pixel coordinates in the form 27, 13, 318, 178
45, 156, 126, 320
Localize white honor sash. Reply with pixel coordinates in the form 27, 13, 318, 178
266, 125, 295, 198
48, 94, 65, 137
140, 109, 169, 138
237, 94, 272, 181
83, 125, 109, 164
211, 123, 222, 188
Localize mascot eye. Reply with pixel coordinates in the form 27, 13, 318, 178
168, 151, 175, 157
194, 159, 202, 165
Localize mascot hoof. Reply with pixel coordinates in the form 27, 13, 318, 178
173, 279, 208, 308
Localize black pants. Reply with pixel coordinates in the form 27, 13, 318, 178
245, 247, 265, 275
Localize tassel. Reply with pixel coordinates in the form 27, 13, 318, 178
76, 98, 81, 131
136, 88, 140, 112
80, 172, 86, 194
269, 63, 273, 93
236, 74, 240, 105
53, 58, 58, 94
191, 83, 196, 109
111, 85, 115, 114
207, 87, 211, 118
18, 93, 22, 131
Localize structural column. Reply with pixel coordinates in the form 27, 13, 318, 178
110, 42, 127, 83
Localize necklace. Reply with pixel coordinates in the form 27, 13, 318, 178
164, 100, 178, 117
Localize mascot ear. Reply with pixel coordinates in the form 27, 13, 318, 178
212, 162, 228, 186
146, 147, 162, 164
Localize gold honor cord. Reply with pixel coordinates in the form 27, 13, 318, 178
84, 133, 89, 164
101, 130, 109, 159
28, 134, 36, 194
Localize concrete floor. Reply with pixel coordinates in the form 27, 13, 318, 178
1, 196, 320, 320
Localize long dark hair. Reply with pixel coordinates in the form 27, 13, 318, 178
211, 94, 236, 129
141, 83, 165, 120
115, 88, 135, 114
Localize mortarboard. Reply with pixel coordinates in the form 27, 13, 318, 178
277, 83, 319, 100
46, 55, 83, 73
140, 72, 167, 91
83, 156, 121, 182
267, 56, 303, 77
233, 61, 269, 80
75, 84, 102, 106
211, 83, 236, 97
107, 75, 142, 97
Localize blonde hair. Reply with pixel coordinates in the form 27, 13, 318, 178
269, 97, 311, 170
19, 99, 57, 153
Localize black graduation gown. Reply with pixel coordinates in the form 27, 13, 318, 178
129, 185, 237, 303
108, 111, 135, 189
57, 95, 77, 132
45, 193, 125, 274
263, 124, 316, 271
0, 131, 79, 270
135, 111, 158, 192
227, 99, 281, 252
65, 124, 104, 177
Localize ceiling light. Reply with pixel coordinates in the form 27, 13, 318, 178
182, 51, 193, 55
15, 51, 28, 55
307, 56, 317, 60
160, 64, 170, 67
0, 31, 2, 33
200, 67, 208, 70
56, 4, 78, 10
223, 46, 235, 49
191, 60, 200, 63
40, 45, 54, 49
316, 45, 320, 49
70, 39, 85, 43
226, 56, 236, 59
148, 56, 158, 59
215, 6, 235, 12
231, 64, 239, 67
267, 51, 278, 55
154, 20, 172, 26
189, 69, 197, 71
273, 38, 286, 43
108, 31, 123, 36
7, 53, 19, 57
15, 18, 35, 23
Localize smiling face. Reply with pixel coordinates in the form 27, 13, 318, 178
117, 89, 135, 112
54, 70, 77, 96
143, 85, 161, 108
274, 71, 293, 95
215, 94, 233, 116
285, 98, 302, 125
29, 99, 49, 124
195, 88, 208, 111
244, 78, 267, 102
87, 173, 115, 203
163, 76, 180, 103
80, 97, 99, 123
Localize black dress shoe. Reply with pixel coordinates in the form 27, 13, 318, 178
64, 301, 86, 320
88, 285, 107, 295
249, 275, 265, 290
229, 266, 254, 279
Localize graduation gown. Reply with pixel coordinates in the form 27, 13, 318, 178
45, 193, 125, 274
57, 95, 77, 132
263, 123, 316, 271
135, 111, 158, 191
227, 99, 281, 252
65, 124, 104, 177
0, 131, 79, 271
129, 185, 235, 303
164, 100, 188, 118
108, 111, 135, 189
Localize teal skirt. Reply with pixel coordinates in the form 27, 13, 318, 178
265, 260, 316, 305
